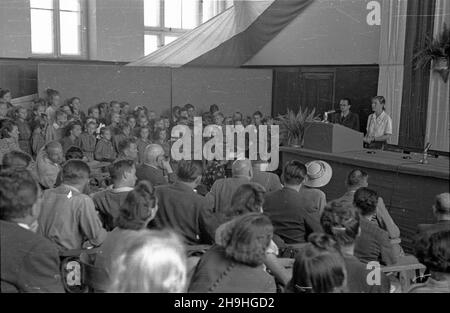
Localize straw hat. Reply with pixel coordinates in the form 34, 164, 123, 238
304, 161, 333, 188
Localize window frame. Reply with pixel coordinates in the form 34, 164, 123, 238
30, 0, 88, 59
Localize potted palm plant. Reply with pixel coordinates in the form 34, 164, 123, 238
413, 23, 450, 82
278, 106, 320, 148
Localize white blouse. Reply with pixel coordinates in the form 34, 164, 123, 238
366, 111, 393, 139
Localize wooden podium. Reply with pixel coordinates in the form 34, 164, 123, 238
303, 122, 363, 153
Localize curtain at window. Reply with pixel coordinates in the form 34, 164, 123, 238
426, 0, 450, 152
377, 0, 408, 145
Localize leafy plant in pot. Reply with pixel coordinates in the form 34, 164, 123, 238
413, 23, 450, 83
278, 107, 320, 148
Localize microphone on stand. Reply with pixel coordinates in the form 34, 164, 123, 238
323, 110, 337, 123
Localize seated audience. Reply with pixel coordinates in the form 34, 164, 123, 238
112, 123, 131, 154
335, 169, 401, 244
79, 120, 97, 162
251, 160, 282, 193
108, 230, 187, 293
409, 230, 450, 293
136, 144, 175, 186
189, 213, 276, 293
300, 160, 332, 215
38, 160, 107, 250
60, 121, 82, 153
215, 183, 291, 286
206, 159, 253, 215
353, 188, 397, 265
264, 161, 323, 245
321, 200, 391, 293
0, 120, 22, 165
93, 160, 137, 231
36, 141, 64, 189
95, 181, 158, 276
286, 234, 347, 293
0, 168, 64, 292
150, 160, 215, 245
95, 127, 116, 162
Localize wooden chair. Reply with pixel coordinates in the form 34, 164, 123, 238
382, 256, 426, 292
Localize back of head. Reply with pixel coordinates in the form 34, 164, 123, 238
415, 230, 450, 274
62, 159, 90, 185
2, 150, 32, 169
231, 159, 252, 178
144, 144, 164, 164
116, 181, 157, 230
227, 183, 265, 217
321, 200, 360, 247
176, 160, 203, 183
223, 213, 273, 267
0, 168, 38, 221
109, 229, 187, 293
290, 233, 346, 293
353, 187, 378, 216
109, 159, 135, 185
283, 161, 307, 185
434, 193, 450, 216
346, 169, 368, 189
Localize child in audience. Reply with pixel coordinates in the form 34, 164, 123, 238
45, 89, 60, 122
88, 105, 100, 122
287, 234, 347, 293
95, 127, 116, 162
97, 102, 109, 124
189, 213, 276, 293
126, 114, 137, 132
120, 101, 130, 117
136, 125, 151, 164
153, 127, 170, 157
134, 114, 150, 137
68, 97, 86, 123
0, 120, 22, 165
79, 120, 98, 162
31, 99, 47, 121
108, 229, 187, 293
31, 117, 47, 157
45, 109, 67, 142
14, 106, 32, 155
0, 88, 12, 107
60, 121, 82, 153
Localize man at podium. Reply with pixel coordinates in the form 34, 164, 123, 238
330, 98, 360, 132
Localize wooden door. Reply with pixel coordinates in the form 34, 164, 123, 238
300, 71, 335, 117
272, 68, 302, 117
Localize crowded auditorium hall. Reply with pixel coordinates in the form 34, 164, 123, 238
0, 0, 449, 298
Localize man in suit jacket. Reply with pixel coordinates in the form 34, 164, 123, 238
264, 161, 323, 244
353, 188, 397, 265
150, 160, 216, 245
206, 159, 253, 215
136, 144, 175, 186
415, 193, 450, 248
331, 98, 360, 131
0, 169, 64, 293
251, 161, 282, 193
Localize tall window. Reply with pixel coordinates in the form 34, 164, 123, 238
144, 0, 233, 55
30, 0, 86, 57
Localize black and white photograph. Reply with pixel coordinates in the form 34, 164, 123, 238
0, 0, 449, 303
